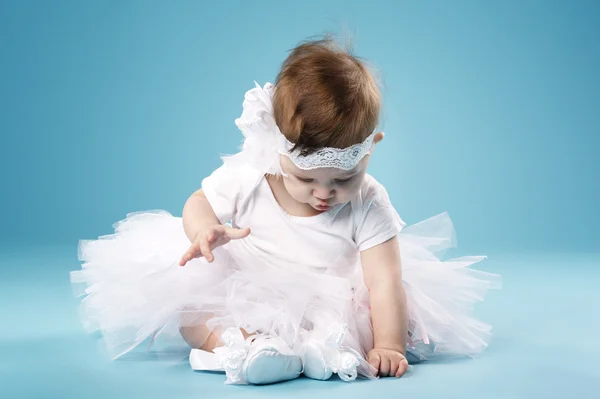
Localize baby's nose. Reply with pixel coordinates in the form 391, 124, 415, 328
313, 187, 334, 200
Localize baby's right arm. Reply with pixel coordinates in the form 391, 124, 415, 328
179, 189, 250, 266
182, 189, 221, 242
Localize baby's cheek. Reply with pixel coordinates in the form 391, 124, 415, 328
290, 189, 305, 202
336, 188, 358, 203
284, 182, 308, 201
340, 181, 362, 198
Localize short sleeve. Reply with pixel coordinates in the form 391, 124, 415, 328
201, 163, 263, 224
201, 164, 241, 224
354, 179, 406, 252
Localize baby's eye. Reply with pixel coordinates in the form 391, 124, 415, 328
334, 177, 353, 184
296, 176, 314, 183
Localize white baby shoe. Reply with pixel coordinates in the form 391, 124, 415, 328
301, 324, 361, 382
189, 328, 302, 385
302, 340, 333, 380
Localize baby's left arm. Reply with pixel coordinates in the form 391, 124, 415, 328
361, 236, 409, 378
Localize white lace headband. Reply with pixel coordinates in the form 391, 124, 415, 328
231, 82, 375, 174
277, 130, 376, 171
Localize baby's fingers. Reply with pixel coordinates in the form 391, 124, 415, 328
201, 236, 214, 263
378, 356, 391, 377
388, 357, 400, 377
395, 357, 409, 378
367, 352, 381, 374
225, 227, 251, 240
179, 243, 201, 266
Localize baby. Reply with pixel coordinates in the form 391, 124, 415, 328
72, 37, 499, 385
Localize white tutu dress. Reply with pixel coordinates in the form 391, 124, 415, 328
71, 83, 500, 383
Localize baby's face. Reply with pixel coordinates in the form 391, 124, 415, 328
280, 155, 370, 212
279, 132, 383, 212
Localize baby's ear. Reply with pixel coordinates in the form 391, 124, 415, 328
373, 132, 385, 144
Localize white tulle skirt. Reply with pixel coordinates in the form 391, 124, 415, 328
71, 210, 500, 375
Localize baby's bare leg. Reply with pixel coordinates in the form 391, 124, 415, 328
180, 323, 251, 352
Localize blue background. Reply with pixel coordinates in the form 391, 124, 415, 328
1, 1, 599, 398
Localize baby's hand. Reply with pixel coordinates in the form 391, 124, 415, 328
179, 225, 250, 266
367, 348, 409, 378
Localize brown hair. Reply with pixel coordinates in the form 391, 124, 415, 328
273, 37, 381, 155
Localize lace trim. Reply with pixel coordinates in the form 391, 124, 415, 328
278, 130, 376, 171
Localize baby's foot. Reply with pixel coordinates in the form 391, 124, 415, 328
302, 324, 361, 382
242, 335, 302, 384
302, 341, 332, 380
190, 328, 302, 385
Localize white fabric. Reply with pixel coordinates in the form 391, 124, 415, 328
71, 209, 500, 378
231, 82, 282, 175
302, 321, 364, 381
200, 163, 263, 225
202, 168, 405, 267
189, 348, 223, 371
353, 180, 405, 251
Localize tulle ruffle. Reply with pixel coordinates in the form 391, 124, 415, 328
71, 210, 499, 370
